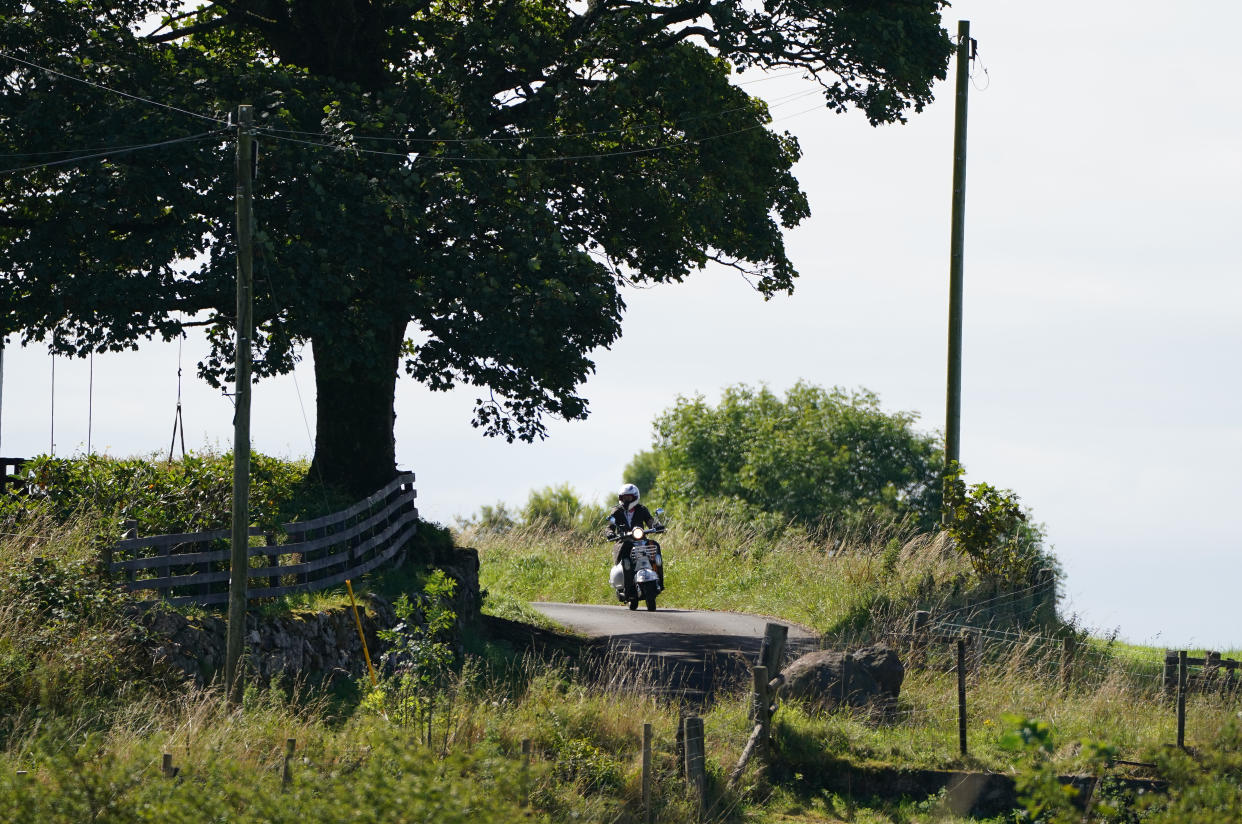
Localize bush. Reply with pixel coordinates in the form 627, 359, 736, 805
6, 453, 352, 537
637, 382, 944, 533
0, 555, 157, 725
942, 462, 1055, 590
365, 571, 458, 731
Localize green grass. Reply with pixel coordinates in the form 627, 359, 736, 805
467, 516, 1242, 779
466, 513, 973, 639
6, 473, 1242, 820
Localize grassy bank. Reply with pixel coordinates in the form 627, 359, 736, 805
5, 459, 1242, 820
467, 512, 974, 638
468, 516, 1242, 778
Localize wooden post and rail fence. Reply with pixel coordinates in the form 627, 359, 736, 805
1161, 649, 1242, 750
911, 611, 1230, 754
0, 457, 27, 494
101, 473, 417, 607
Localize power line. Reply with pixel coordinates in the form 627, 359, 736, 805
0, 137, 209, 158
0, 130, 226, 176
0, 50, 226, 125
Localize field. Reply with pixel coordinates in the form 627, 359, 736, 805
1, 470, 1240, 822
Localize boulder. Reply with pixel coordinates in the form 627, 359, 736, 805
779, 644, 904, 713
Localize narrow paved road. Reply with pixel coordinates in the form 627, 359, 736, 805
530, 602, 820, 699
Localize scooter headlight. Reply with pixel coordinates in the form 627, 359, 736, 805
631, 527, 645, 540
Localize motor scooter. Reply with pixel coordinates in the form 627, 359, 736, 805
607, 510, 666, 611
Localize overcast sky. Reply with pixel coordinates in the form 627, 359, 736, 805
3, 1, 1239, 648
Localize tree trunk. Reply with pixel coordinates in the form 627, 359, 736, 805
307, 322, 404, 500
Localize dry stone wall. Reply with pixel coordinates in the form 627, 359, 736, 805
138, 548, 480, 687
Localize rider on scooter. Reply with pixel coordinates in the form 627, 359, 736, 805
608, 483, 663, 596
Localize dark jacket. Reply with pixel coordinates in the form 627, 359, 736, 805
610, 503, 660, 570
608, 503, 655, 539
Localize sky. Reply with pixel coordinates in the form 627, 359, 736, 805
2, 1, 1239, 648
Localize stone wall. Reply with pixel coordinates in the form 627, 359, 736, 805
139, 548, 481, 687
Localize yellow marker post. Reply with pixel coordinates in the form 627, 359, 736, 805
346, 580, 378, 687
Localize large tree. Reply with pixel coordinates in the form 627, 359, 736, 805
1, 0, 951, 497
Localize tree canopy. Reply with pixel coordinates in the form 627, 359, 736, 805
627, 382, 944, 530
1, 0, 952, 496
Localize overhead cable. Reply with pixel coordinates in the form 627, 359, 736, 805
0, 49, 226, 125
1, 130, 226, 176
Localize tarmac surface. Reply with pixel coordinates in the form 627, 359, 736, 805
528, 602, 820, 700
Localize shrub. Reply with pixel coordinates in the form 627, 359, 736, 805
0, 555, 157, 724
638, 382, 944, 533
515, 484, 607, 535
366, 571, 458, 732
1000, 715, 1117, 823
7, 453, 352, 537
941, 462, 1054, 590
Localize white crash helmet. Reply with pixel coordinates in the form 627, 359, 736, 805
618, 483, 640, 510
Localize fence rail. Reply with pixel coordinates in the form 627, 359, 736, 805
1163, 649, 1242, 698
103, 473, 417, 607
0, 458, 27, 493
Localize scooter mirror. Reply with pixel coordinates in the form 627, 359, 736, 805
631, 527, 644, 540
607, 516, 616, 525
655, 508, 665, 517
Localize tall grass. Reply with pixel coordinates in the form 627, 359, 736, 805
465, 509, 973, 637
774, 630, 1216, 776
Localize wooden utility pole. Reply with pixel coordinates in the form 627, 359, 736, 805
0, 335, 5, 454
945, 20, 971, 468
225, 104, 255, 707
956, 636, 968, 756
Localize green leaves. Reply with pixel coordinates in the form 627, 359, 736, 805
642, 381, 943, 533
3, 0, 952, 492
9, 453, 348, 536
941, 461, 1050, 588
1000, 715, 1120, 824
370, 570, 458, 729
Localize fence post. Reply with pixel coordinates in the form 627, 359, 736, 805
1060, 636, 1076, 692
282, 738, 295, 788
642, 723, 653, 824
1034, 567, 1056, 624
910, 610, 931, 664
519, 738, 532, 807
1164, 650, 1179, 699
162, 752, 177, 779
957, 636, 968, 757
912, 610, 930, 642
1177, 650, 1188, 749
759, 623, 788, 675
841, 652, 853, 707
121, 520, 138, 588
683, 716, 706, 820
1206, 651, 1222, 690
266, 533, 280, 592
676, 709, 687, 777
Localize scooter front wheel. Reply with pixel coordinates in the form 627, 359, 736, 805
640, 581, 658, 612
627, 599, 639, 611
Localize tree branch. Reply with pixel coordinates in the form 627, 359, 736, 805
145, 18, 230, 43
143, 4, 222, 40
